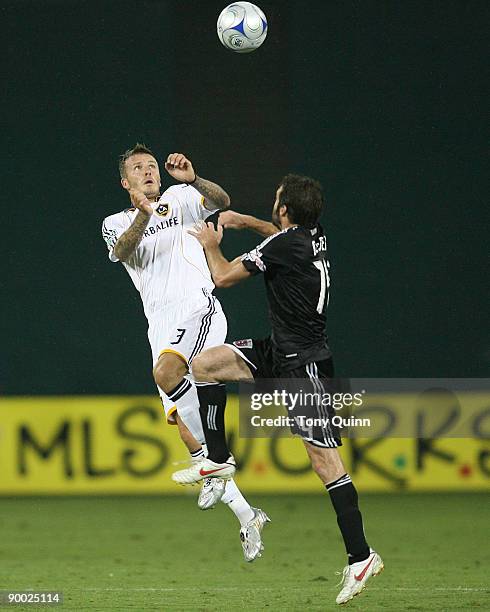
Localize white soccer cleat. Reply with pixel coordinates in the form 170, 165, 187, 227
240, 507, 271, 562
198, 477, 226, 510
335, 549, 384, 605
172, 456, 236, 485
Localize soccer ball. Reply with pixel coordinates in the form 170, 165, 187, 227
217, 2, 268, 54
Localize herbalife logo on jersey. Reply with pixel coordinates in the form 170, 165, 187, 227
144, 216, 179, 238
155, 203, 170, 217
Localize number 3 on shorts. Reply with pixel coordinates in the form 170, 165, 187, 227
170, 329, 186, 345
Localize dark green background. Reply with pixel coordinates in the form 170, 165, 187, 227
3, 0, 488, 394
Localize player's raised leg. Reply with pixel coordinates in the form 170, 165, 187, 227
152, 296, 237, 481
303, 442, 384, 604
193, 345, 255, 384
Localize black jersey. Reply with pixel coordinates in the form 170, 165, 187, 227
241, 224, 332, 371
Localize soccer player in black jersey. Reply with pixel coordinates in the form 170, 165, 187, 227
172, 174, 384, 604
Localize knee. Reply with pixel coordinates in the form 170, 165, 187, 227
305, 444, 345, 485
309, 452, 326, 477
153, 354, 188, 394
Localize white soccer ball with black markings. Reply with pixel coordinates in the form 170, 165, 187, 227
217, 2, 268, 53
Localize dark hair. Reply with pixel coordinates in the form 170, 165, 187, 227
278, 174, 324, 227
119, 143, 155, 178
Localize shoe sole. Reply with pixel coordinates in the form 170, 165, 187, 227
197, 502, 215, 510
198, 494, 225, 510
172, 472, 235, 485
338, 557, 384, 605
244, 541, 264, 563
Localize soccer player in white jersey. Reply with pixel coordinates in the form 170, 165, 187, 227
102, 144, 269, 561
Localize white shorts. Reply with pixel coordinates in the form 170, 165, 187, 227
148, 289, 227, 423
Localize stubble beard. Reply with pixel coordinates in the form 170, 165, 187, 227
272, 209, 281, 229
143, 185, 160, 202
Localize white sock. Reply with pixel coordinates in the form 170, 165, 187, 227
189, 444, 208, 463
190, 448, 204, 463
221, 478, 254, 526
165, 378, 206, 443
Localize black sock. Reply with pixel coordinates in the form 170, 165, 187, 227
197, 383, 230, 463
326, 474, 370, 565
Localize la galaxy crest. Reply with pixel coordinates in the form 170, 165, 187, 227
155, 202, 170, 217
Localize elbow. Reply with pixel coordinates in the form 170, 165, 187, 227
217, 192, 230, 211
114, 245, 128, 263
214, 274, 233, 288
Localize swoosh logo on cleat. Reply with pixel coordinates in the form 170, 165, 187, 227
354, 555, 375, 581
199, 467, 229, 476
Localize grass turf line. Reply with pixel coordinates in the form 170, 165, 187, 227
1, 493, 488, 611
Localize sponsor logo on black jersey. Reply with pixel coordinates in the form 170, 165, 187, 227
233, 339, 253, 349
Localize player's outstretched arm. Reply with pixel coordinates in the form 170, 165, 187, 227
219, 210, 277, 237
165, 153, 230, 211
114, 189, 153, 262
188, 222, 251, 288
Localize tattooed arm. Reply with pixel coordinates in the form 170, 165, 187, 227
165, 152, 230, 211
114, 189, 152, 262
191, 175, 230, 211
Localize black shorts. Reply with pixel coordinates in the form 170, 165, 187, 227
227, 337, 342, 448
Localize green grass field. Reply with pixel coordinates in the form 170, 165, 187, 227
1, 493, 488, 611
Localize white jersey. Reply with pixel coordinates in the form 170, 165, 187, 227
102, 184, 215, 319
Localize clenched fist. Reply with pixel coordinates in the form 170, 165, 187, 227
218, 210, 248, 230
128, 188, 154, 217
165, 153, 197, 184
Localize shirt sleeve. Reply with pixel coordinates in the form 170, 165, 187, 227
183, 185, 216, 221
101, 214, 129, 262
241, 231, 290, 276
